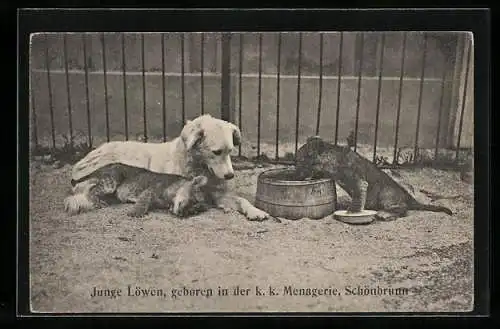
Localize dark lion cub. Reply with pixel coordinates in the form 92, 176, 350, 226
64, 164, 209, 218
295, 136, 453, 221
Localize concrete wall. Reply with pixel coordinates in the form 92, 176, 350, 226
29, 32, 473, 153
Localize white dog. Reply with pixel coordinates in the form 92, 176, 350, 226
64, 114, 270, 221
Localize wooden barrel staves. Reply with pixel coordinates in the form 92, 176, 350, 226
255, 168, 337, 220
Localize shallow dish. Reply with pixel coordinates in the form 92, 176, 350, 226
333, 210, 377, 225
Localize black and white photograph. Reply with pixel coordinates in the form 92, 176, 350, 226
27, 28, 476, 313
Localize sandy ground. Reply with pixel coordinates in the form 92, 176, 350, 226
28, 160, 474, 313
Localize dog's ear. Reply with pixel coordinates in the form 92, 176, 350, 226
191, 175, 208, 187
231, 125, 242, 147
181, 121, 204, 150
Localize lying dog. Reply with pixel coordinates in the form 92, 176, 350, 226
295, 136, 453, 221
64, 163, 209, 218
67, 114, 270, 221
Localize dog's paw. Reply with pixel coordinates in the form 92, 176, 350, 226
245, 207, 270, 221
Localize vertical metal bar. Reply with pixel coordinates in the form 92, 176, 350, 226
100, 33, 110, 142
82, 34, 92, 148
200, 32, 205, 115
214, 34, 219, 73
141, 34, 147, 142
455, 35, 472, 163
353, 32, 365, 152
220, 33, 231, 122
294, 32, 303, 159
393, 32, 408, 164
257, 33, 263, 158
447, 34, 463, 141
315, 32, 324, 136
44, 34, 56, 149
372, 33, 386, 163
30, 70, 38, 149
62, 34, 73, 148
181, 33, 186, 125
434, 62, 448, 160
334, 32, 343, 145
161, 33, 166, 142
413, 33, 428, 162
121, 33, 129, 141
275, 32, 282, 160
238, 33, 243, 156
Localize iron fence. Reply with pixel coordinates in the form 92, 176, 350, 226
29, 32, 473, 168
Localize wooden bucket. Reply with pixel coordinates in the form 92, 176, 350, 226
255, 168, 337, 220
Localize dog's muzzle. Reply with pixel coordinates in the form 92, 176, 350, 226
205, 164, 234, 180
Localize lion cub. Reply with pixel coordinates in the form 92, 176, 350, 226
64, 164, 209, 218
295, 136, 453, 221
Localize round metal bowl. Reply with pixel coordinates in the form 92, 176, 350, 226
255, 168, 337, 220
333, 210, 377, 225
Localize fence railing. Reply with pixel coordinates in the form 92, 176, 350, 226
29, 32, 473, 168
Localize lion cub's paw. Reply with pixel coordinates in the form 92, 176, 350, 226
375, 211, 399, 222
94, 199, 109, 209
217, 205, 233, 214
127, 207, 148, 218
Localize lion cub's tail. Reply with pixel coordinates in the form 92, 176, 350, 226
408, 200, 453, 216
64, 193, 95, 215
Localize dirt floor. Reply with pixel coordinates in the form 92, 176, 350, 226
28, 159, 474, 313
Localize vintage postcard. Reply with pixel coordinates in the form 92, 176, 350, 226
20, 9, 488, 316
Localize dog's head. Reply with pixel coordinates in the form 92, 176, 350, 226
180, 114, 241, 180
171, 175, 210, 217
